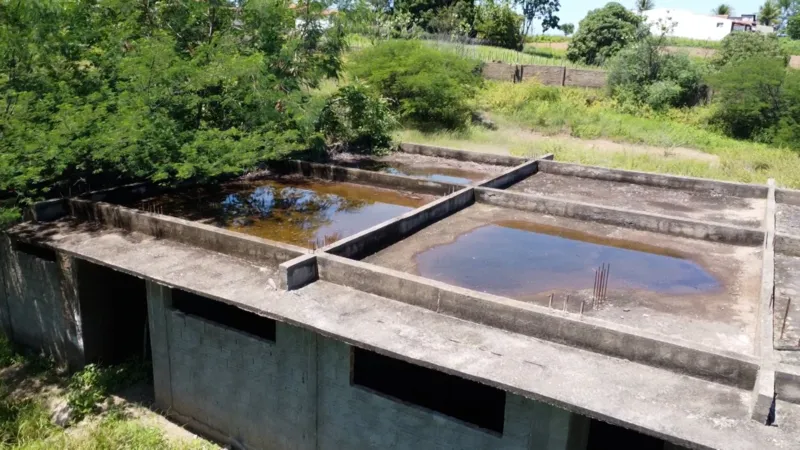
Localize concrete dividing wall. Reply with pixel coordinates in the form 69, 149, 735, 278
69, 200, 305, 267
322, 188, 475, 260
776, 188, 800, 206
479, 161, 539, 190
482, 62, 519, 81
0, 236, 83, 366
398, 143, 528, 167
475, 187, 764, 246
146, 280, 588, 450
520, 65, 565, 85
538, 160, 768, 198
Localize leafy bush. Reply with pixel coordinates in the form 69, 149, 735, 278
349, 40, 483, 130
787, 14, 800, 40
474, 0, 524, 50
712, 31, 788, 68
316, 84, 396, 154
709, 56, 800, 148
566, 3, 641, 66
608, 29, 708, 110
67, 361, 151, 422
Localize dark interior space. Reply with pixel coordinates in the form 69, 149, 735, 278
171, 289, 276, 341
13, 240, 57, 262
351, 347, 506, 433
77, 261, 148, 365
587, 418, 668, 450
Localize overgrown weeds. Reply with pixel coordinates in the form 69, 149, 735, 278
66, 360, 151, 422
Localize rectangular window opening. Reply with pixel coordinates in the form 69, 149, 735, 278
351, 347, 506, 433
13, 240, 56, 262
171, 289, 276, 342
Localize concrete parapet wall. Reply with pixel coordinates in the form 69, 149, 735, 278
279, 254, 318, 290
776, 188, 800, 206
775, 233, 800, 257
520, 65, 565, 85
279, 160, 462, 196
322, 188, 475, 260
538, 160, 768, 198
68, 200, 306, 267
776, 364, 800, 405
475, 187, 764, 246
481, 62, 518, 81
398, 142, 528, 167
564, 69, 607, 88
316, 254, 758, 389
479, 161, 539, 190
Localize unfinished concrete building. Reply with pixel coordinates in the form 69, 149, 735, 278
2, 143, 800, 449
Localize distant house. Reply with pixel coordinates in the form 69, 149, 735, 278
643, 8, 772, 41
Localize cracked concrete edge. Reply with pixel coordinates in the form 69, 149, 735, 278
66, 199, 308, 267
775, 187, 800, 206
752, 179, 777, 422
474, 187, 765, 246
279, 254, 318, 291
320, 187, 475, 260
315, 253, 760, 389
397, 142, 530, 167
538, 160, 769, 198
280, 160, 465, 195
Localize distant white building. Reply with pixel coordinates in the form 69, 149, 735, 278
642, 8, 762, 41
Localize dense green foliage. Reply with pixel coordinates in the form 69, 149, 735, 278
316, 84, 396, 153
607, 28, 707, 110
474, 0, 523, 50
566, 2, 641, 66
759, 0, 781, 25
712, 32, 788, 68
710, 57, 800, 148
787, 14, 800, 39
560, 23, 574, 35
350, 40, 482, 130
0, 0, 345, 214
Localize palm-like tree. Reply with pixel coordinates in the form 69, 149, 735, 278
635, 0, 655, 14
712, 4, 733, 16
759, 0, 780, 25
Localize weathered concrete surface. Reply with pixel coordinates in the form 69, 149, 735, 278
280, 160, 464, 196
68, 200, 306, 267
319, 253, 757, 389
10, 218, 800, 449
776, 202, 800, 236
279, 254, 318, 290
398, 143, 528, 167
775, 254, 800, 350
776, 188, 800, 206
776, 363, 800, 405
322, 188, 475, 260
564, 69, 607, 89
476, 187, 765, 246
509, 171, 766, 228
520, 65, 565, 85
775, 233, 800, 257
478, 160, 539, 190
364, 203, 762, 355
538, 160, 768, 198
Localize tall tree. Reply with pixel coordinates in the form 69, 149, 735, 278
566, 2, 641, 65
515, 0, 561, 35
712, 4, 733, 15
760, 0, 780, 25
635, 0, 654, 14
560, 22, 575, 35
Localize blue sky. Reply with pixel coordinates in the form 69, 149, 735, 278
544, 0, 766, 33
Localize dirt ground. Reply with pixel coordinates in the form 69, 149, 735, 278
509, 171, 765, 228
365, 203, 762, 354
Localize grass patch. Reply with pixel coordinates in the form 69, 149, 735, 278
663, 37, 721, 49
401, 80, 800, 188
425, 40, 590, 67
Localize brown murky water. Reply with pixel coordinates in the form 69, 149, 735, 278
346, 160, 487, 185
414, 220, 722, 298
135, 178, 428, 248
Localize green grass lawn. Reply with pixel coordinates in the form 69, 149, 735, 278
402, 80, 800, 188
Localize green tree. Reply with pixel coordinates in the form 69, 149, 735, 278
349, 40, 483, 130
0, 0, 348, 219
566, 3, 642, 66
788, 14, 800, 38
393, 0, 473, 31
515, 0, 561, 35
560, 22, 575, 35
712, 31, 788, 68
474, 0, 524, 49
760, 0, 781, 25
712, 4, 733, 15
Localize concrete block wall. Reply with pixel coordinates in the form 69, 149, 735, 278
0, 236, 83, 366
480, 63, 607, 88
520, 65, 565, 86
146, 280, 589, 450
